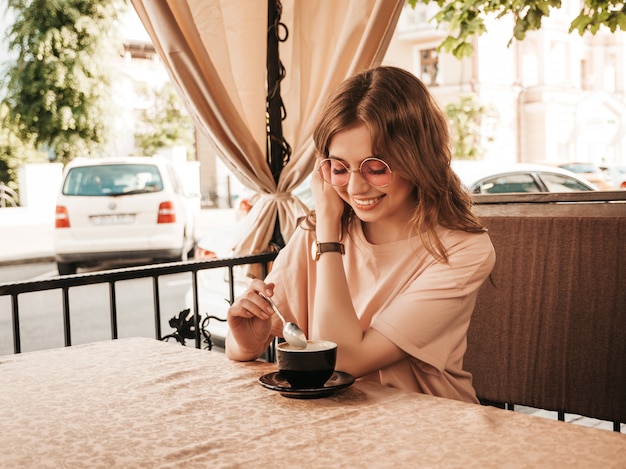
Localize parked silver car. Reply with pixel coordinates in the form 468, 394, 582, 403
453, 163, 597, 194
557, 162, 613, 190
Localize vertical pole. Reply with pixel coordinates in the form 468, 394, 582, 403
11, 294, 21, 354
267, 0, 288, 248
109, 282, 118, 340
62, 286, 72, 346
267, 0, 283, 184
153, 276, 162, 340
192, 270, 201, 349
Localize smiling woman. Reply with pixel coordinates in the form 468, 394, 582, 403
225, 66, 496, 403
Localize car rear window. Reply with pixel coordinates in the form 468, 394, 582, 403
62, 164, 164, 196
559, 163, 598, 174
540, 173, 593, 192
472, 173, 541, 194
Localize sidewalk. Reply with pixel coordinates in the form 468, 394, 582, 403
0, 207, 55, 266
0, 207, 236, 267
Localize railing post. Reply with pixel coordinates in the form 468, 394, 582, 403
192, 270, 201, 349
11, 294, 21, 354
62, 286, 72, 346
109, 282, 118, 340
227, 266, 235, 305
152, 276, 162, 340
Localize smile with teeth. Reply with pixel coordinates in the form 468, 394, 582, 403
352, 195, 384, 207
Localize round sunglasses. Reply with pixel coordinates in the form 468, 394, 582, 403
317, 157, 393, 187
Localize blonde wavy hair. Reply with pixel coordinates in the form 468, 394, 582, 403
304, 65, 485, 263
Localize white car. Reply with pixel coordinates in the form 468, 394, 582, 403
54, 156, 198, 275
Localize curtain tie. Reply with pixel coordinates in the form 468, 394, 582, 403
260, 192, 293, 202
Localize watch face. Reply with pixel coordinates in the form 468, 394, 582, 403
311, 241, 318, 261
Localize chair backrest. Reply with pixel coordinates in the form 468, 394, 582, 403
465, 193, 626, 423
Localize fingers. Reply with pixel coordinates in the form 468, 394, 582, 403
310, 168, 325, 192
250, 278, 274, 298
228, 280, 275, 320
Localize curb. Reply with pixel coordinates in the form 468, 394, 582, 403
0, 255, 56, 268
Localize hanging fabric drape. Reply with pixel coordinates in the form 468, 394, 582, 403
130, 0, 404, 256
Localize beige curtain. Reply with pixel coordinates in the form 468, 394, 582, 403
130, 0, 404, 255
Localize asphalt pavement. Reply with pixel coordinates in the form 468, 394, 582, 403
0, 206, 236, 267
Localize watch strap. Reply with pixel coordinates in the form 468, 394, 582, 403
318, 242, 345, 255
312, 241, 345, 260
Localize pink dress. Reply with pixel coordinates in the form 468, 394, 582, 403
266, 220, 496, 403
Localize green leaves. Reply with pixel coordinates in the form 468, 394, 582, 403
1, 0, 127, 163
134, 82, 194, 158
0, 103, 47, 193
410, 0, 626, 59
444, 94, 495, 160
569, 1, 626, 34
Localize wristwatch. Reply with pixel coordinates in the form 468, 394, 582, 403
311, 241, 345, 261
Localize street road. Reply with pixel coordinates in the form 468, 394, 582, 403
0, 261, 202, 355
0, 208, 241, 355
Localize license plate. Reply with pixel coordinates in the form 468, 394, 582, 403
90, 214, 135, 225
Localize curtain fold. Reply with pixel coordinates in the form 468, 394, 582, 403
130, 0, 404, 256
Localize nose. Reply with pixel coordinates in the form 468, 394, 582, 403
346, 168, 370, 193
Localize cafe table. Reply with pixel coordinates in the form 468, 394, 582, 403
1, 338, 624, 468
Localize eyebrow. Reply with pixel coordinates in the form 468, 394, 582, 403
326, 155, 376, 162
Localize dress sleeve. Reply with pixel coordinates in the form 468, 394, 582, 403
371, 234, 495, 374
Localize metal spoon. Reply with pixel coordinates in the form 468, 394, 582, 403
260, 293, 307, 349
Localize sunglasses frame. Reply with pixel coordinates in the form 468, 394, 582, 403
317, 157, 393, 188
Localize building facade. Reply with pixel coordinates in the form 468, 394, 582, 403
58, 3, 626, 205
384, 3, 626, 168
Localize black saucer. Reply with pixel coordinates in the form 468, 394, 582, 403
258, 371, 355, 399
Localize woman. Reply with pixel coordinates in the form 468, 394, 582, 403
225, 66, 495, 403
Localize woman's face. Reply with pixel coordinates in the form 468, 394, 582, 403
326, 124, 416, 235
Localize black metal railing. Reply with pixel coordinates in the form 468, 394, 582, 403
0, 252, 278, 355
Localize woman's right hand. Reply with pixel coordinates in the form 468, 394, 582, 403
226, 279, 276, 344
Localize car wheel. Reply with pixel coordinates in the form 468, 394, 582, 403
57, 262, 77, 275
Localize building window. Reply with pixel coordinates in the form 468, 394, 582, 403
580, 58, 590, 90
420, 48, 439, 86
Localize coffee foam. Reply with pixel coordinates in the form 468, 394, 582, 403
279, 340, 337, 352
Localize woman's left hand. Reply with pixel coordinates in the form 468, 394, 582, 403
311, 162, 345, 234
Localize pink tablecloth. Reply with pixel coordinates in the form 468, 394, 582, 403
1, 337, 624, 468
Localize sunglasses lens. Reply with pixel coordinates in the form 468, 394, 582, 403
318, 158, 392, 187
361, 159, 392, 187
319, 159, 349, 186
